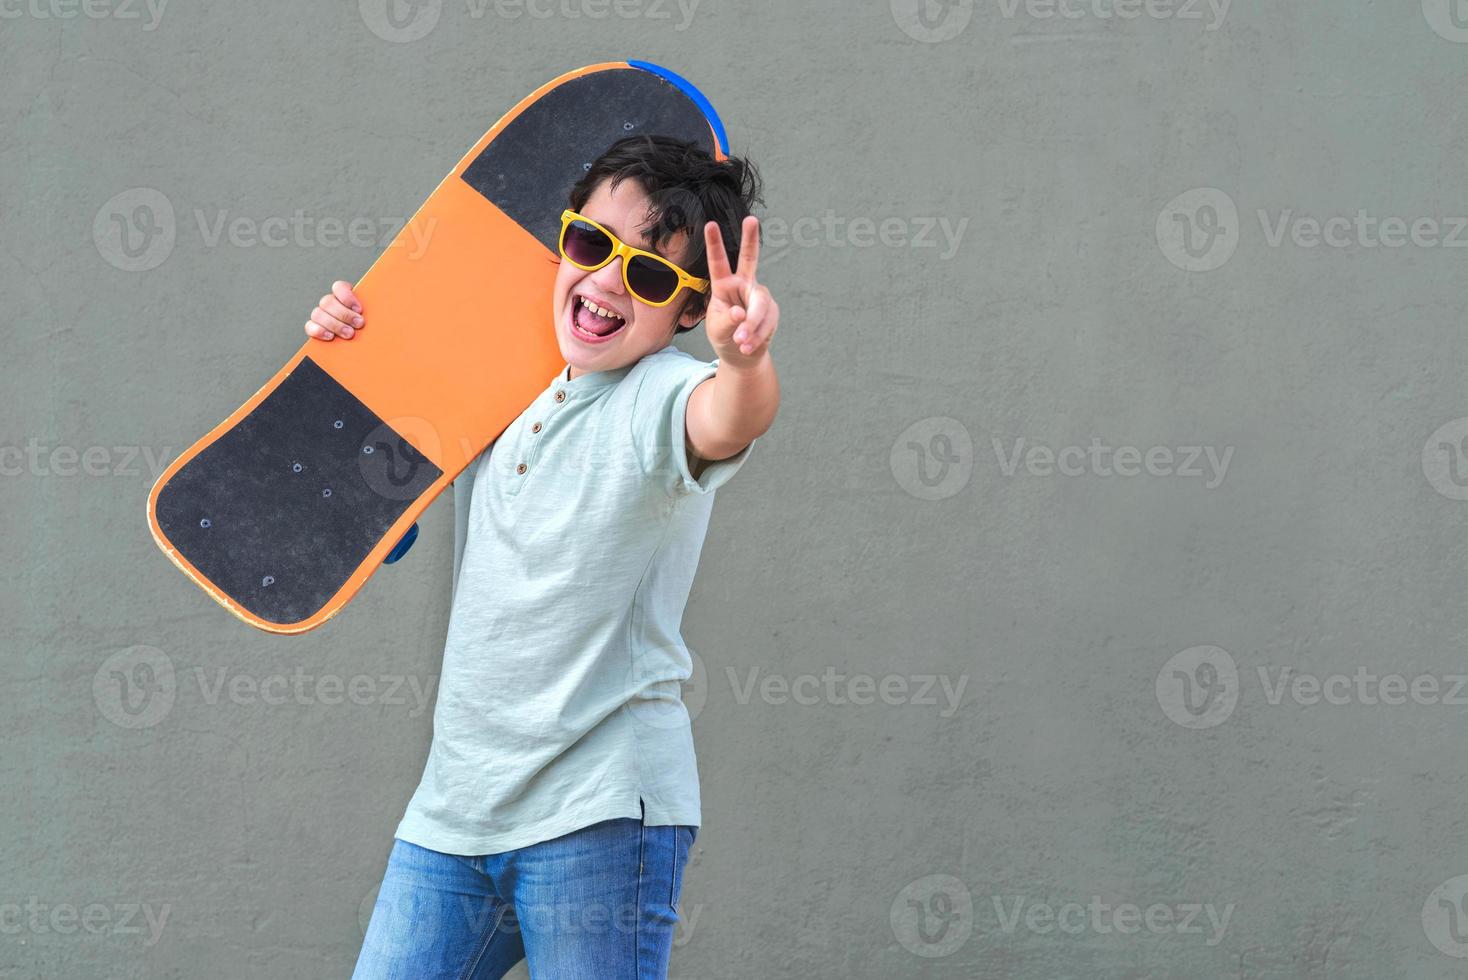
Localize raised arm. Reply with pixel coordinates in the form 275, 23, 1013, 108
686, 216, 781, 461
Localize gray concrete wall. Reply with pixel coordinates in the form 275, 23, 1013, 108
6, 1, 1468, 976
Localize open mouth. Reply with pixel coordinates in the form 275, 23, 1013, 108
569, 294, 626, 343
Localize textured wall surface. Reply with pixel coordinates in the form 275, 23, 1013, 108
7, 1, 1468, 977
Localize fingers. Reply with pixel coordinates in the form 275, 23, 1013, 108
706, 218, 761, 313
331, 280, 362, 315
742, 287, 766, 332
704, 221, 733, 282
321, 294, 363, 331
733, 286, 777, 354
305, 286, 363, 341
734, 215, 760, 281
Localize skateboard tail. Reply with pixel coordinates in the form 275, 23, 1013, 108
626, 60, 729, 156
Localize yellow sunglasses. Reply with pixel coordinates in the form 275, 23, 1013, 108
558, 209, 710, 308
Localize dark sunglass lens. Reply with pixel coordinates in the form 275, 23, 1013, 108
626, 255, 679, 304
563, 221, 612, 266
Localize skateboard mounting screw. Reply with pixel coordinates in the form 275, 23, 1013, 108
333, 420, 344, 430
363, 445, 375, 455
199, 518, 212, 529
262, 575, 275, 587
322, 488, 332, 498
292, 461, 303, 473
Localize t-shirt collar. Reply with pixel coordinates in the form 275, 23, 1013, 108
554, 347, 671, 391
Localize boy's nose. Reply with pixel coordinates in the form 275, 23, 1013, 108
590, 256, 627, 296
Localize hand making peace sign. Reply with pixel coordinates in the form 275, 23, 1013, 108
702, 215, 779, 365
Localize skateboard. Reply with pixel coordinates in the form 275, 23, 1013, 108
146, 61, 729, 634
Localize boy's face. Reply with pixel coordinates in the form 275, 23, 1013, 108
553, 177, 703, 378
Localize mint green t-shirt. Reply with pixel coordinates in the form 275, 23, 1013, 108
393, 343, 754, 856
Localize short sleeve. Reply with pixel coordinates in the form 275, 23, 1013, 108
631, 353, 756, 497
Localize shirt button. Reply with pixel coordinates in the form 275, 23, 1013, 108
555, 390, 566, 403
516, 463, 527, 475
531, 421, 542, 433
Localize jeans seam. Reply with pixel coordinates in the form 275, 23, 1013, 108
669, 827, 680, 913
457, 901, 508, 980
636, 811, 647, 979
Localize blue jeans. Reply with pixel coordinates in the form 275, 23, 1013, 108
352, 814, 698, 979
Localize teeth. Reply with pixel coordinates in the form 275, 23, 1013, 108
579, 296, 624, 322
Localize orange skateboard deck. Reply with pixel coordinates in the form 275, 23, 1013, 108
147, 61, 729, 634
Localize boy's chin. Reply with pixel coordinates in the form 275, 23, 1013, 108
558, 324, 624, 373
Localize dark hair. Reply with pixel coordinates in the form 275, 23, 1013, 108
568, 134, 763, 334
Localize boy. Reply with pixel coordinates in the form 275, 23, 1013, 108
305, 135, 779, 979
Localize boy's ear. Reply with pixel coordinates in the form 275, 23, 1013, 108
675, 295, 704, 332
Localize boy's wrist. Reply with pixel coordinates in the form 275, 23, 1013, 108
715, 347, 773, 375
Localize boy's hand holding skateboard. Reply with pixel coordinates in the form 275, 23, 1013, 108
305, 280, 365, 341
305, 281, 365, 343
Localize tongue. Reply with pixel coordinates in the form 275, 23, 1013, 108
576, 302, 622, 337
